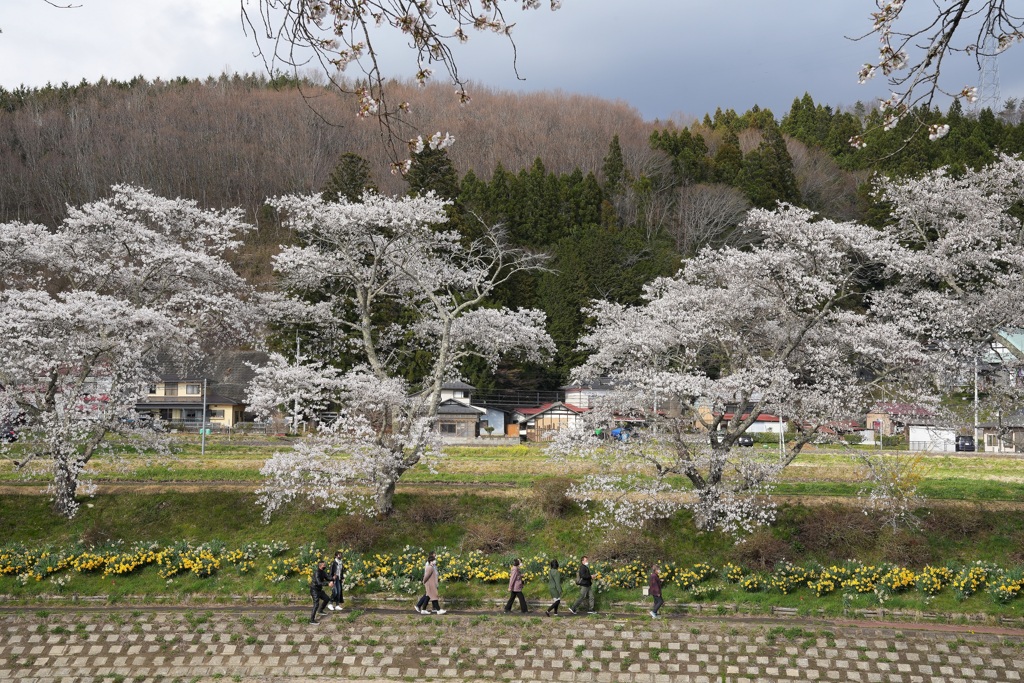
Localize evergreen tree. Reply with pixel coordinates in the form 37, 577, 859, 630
405, 146, 460, 200
321, 152, 377, 203
601, 134, 626, 195
736, 124, 800, 208
712, 130, 744, 184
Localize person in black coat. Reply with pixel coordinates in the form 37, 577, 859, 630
569, 556, 595, 614
309, 560, 331, 624
329, 552, 344, 611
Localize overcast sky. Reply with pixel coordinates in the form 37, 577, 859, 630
2, 0, 1022, 121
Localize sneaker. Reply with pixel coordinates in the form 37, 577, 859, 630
420, 610, 432, 616
327, 604, 336, 611
587, 611, 596, 614
335, 605, 343, 611
649, 611, 657, 618
309, 620, 318, 625
567, 607, 576, 615
414, 606, 422, 614
435, 609, 447, 615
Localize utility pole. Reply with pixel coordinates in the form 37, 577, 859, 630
974, 354, 980, 449
201, 377, 208, 457
293, 332, 301, 434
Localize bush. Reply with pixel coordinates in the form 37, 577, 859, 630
533, 477, 575, 517
878, 528, 933, 567
461, 520, 523, 554
399, 496, 460, 525
919, 504, 991, 540
593, 528, 662, 563
325, 515, 387, 553
793, 504, 878, 557
728, 530, 792, 570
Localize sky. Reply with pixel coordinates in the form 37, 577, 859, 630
2, 0, 1023, 121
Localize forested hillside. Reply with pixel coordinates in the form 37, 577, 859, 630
5, 74, 1021, 388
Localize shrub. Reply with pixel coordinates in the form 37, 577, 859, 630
919, 504, 991, 540
461, 520, 523, 554
532, 477, 575, 517
592, 528, 662, 563
878, 528, 933, 567
793, 504, 877, 557
400, 497, 459, 525
325, 515, 387, 553
728, 530, 792, 570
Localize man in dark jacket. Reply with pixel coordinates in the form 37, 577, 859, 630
568, 556, 595, 614
309, 560, 331, 624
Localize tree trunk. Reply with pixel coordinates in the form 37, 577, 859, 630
374, 478, 397, 517
52, 458, 80, 519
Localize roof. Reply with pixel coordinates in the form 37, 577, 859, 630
441, 380, 476, 391
436, 399, 485, 415
868, 402, 931, 417
560, 377, 617, 391
721, 412, 784, 423
153, 350, 269, 404
514, 401, 589, 418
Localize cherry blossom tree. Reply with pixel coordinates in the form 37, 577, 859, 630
243, 0, 561, 166
0, 186, 257, 518
871, 153, 1024, 430
549, 204, 928, 535
852, 0, 1017, 144
252, 192, 553, 518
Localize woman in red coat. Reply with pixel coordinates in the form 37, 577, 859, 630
648, 562, 664, 618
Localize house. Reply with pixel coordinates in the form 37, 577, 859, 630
560, 377, 616, 409
981, 410, 1024, 454
907, 423, 957, 452
512, 401, 589, 442
719, 410, 788, 434
435, 398, 486, 438
474, 404, 517, 438
134, 350, 267, 430
865, 402, 932, 437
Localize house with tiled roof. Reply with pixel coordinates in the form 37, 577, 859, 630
134, 350, 268, 430
512, 401, 590, 442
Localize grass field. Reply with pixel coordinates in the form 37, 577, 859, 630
3, 438, 1024, 501
3, 438, 1024, 617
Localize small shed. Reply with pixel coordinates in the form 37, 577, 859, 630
435, 398, 485, 439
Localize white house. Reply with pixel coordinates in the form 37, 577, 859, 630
907, 424, 957, 452
560, 378, 616, 409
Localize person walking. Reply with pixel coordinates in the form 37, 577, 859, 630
309, 559, 331, 624
503, 558, 528, 613
544, 558, 562, 616
328, 551, 345, 611
568, 556, 595, 614
648, 562, 664, 618
415, 553, 446, 615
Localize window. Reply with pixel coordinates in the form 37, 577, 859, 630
185, 383, 201, 395
987, 434, 998, 447
164, 383, 178, 397
440, 423, 457, 434
209, 410, 225, 419
454, 390, 466, 398
147, 384, 157, 395
183, 410, 201, 422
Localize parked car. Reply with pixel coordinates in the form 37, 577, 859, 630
1, 407, 26, 443
955, 435, 976, 452
737, 434, 754, 447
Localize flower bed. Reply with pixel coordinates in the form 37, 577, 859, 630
3, 540, 1024, 608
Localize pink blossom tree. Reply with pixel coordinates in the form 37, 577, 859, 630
0, 186, 257, 518
549, 204, 930, 534
251, 192, 553, 518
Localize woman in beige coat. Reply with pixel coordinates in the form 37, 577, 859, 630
415, 553, 446, 614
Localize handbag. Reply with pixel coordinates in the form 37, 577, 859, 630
642, 586, 650, 596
